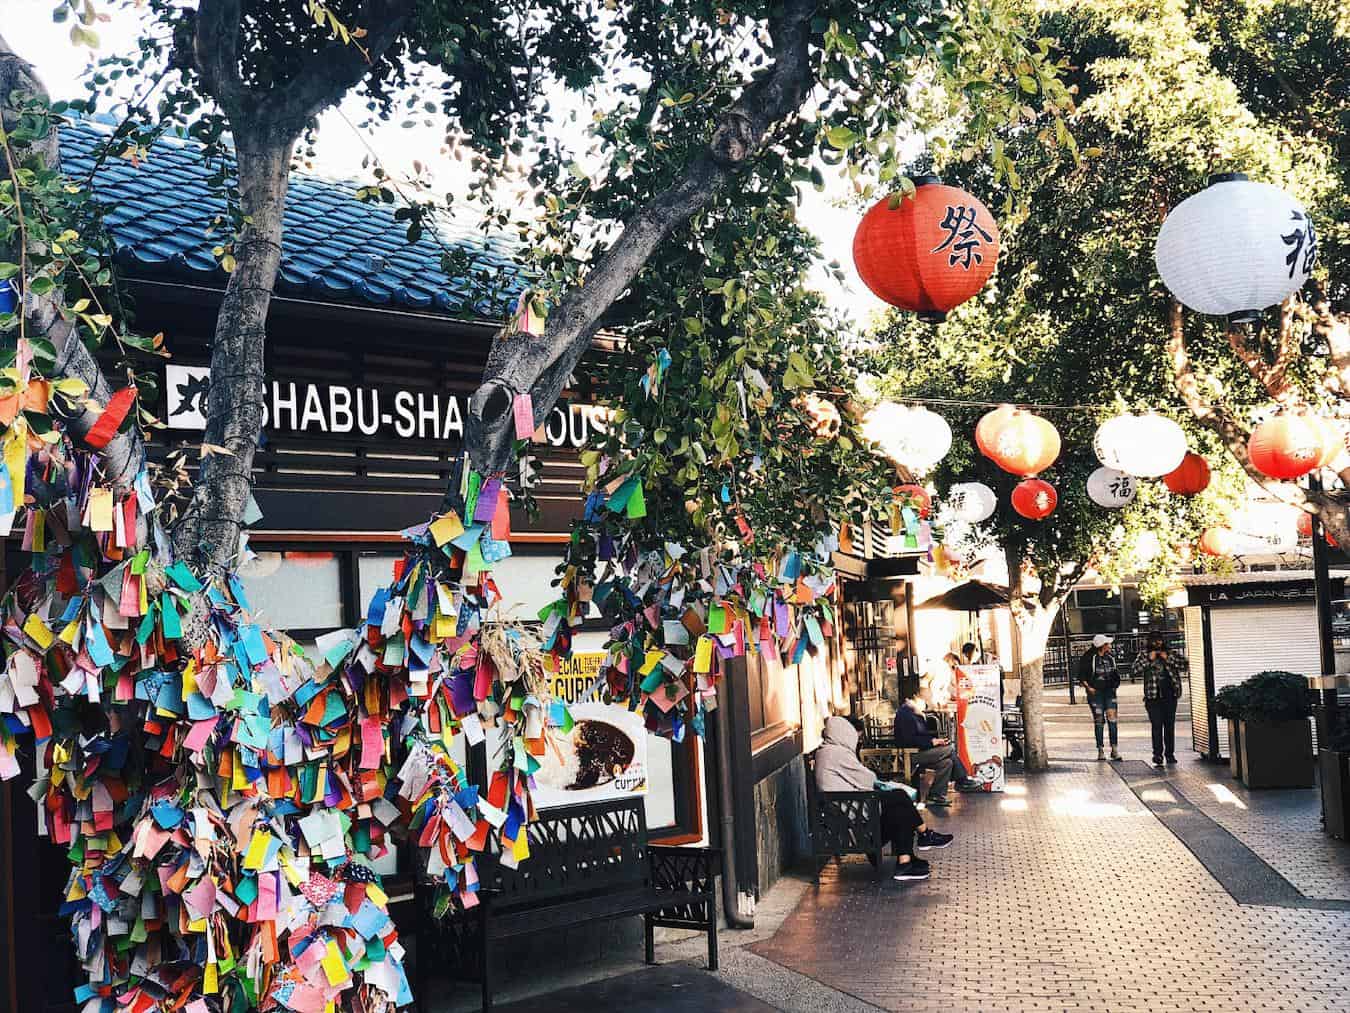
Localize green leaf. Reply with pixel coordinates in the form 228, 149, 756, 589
0, 263, 18, 280
825, 126, 858, 150
27, 276, 54, 296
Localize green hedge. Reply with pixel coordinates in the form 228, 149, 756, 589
1212, 671, 1312, 724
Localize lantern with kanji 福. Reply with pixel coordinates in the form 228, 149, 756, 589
945, 482, 997, 524
1155, 174, 1316, 324
1012, 479, 1057, 520
978, 407, 1060, 476
1247, 415, 1327, 481
1087, 467, 1136, 509
1164, 452, 1211, 495
853, 176, 1000, 322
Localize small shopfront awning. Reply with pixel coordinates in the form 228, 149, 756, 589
916, 580, 1010, 613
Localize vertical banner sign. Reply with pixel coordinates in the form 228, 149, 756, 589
531, 652, 648, 810
955, 664, 1004, 792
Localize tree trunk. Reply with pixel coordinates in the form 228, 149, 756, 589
0, 32, 144, 490
1005, 542, 1061, 773
172, 135, 288, 569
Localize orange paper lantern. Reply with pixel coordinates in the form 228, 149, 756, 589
1296, 511, 1337, 546
852, 177, 1000, 322
1011, 479, 1057, 520
1198, 527, 1235, 556
1247, 415, 1325, 480
893, 484, 932, 519
979, 408, 1061, 477
1163, 452, 1211, 495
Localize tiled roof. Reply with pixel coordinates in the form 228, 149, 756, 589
59, 119, 525, 319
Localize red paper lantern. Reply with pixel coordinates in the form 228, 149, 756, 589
1248, 416, 1325, 480
852, 177, 1000, 322
979, 407, 1060, 476
1296, 511, 1337, 546
1163, 452, 1211, 495
1011, 479, 1057, 520
1198, 527, 1235, 556
893, 484, 932, 519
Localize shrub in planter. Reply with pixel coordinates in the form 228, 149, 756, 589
1235, 671, 1315, 789
1213, 683, 1251, 777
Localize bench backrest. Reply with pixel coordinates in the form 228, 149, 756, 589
480, 795, 651, 907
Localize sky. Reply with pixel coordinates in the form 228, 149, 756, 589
6, 0, 888, 322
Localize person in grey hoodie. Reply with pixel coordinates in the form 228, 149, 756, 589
815, 715, 953, 880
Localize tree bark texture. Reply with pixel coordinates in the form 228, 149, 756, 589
1004, 541, 1066, 773
465, 0, 819, 478
171, 137, 287, 569
0, 31, 144, 491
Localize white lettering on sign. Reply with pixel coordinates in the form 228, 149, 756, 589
164, 363, 604, 449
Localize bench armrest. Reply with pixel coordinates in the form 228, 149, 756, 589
649, 845, 721, 896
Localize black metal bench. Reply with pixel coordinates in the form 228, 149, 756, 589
414, 795, 720, 1011
802, 750, 887, 880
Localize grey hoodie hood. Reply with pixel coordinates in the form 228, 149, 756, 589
814, 716, 874, 793
821, 715, 860, 752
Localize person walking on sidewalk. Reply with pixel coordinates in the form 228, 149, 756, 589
1077, 634, 1122, 761
815, 716, 953, 881
1133, 634, 1186, 768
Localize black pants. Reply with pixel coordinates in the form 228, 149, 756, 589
880, 791, 923, 858
1145, 696, 1178, 761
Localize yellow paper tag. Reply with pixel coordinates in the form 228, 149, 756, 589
512, 830, 530, 862
429, 511, 465, 546
693, 636, 713, 674
23, 613, 53, 650
203, 961, 218, 994
321, 939, 349, 986
365, 882, 388, 907
59, 618, 81, 647
89, 488, 114, 532
638, 649, 664, 676
243, 829, 271, 870
4, 426, 26, 506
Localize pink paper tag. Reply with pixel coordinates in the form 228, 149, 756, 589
359, 716, 384, 770
512, 393, 535, 440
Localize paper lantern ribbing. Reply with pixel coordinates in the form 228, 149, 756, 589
1011, 478, 1057, 520
853, 176, 1000, 322
945, 482, 997, 524
861, 402, 953, 472
1199, 527, 1236, 557
979, 407, 1060, 476
1247, 415, 1326, 480
1155, 173, 1316, 323
1087, 467, 1137, 508
1093, 413, 1188, 478
1164, 452, 1211, 495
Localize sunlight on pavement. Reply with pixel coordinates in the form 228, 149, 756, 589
1000, 798, 1029, 812
1206, 782, 1249, 810
1048, 787, 1135, 819
1141, 788, 1178, 804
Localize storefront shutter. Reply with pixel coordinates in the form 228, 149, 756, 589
1183, 606, 1211, 756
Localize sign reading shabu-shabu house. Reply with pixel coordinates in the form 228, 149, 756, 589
164, 364, 606, 448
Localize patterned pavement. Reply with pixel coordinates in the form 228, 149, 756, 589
748, 685, 1350, 1013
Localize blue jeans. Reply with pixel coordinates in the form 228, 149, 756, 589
1089, 695, 1118, 749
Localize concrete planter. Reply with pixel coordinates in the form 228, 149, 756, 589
1227, 719, 1242, 779
1319, 749, 1350, 840
1238, 718, 1314, 789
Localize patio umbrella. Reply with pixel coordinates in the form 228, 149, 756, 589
916, 580, 1010, 612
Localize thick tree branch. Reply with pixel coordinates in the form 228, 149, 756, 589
259, 0, 413, 141
193, 0, 246, 120
0, 32, 143, 491
465, 0, 819, 476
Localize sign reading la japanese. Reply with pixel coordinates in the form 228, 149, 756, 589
163, 364, 606, 449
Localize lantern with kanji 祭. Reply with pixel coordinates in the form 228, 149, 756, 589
1164, 452, 1211, 495
1247, 415, 1326, 481
852, 176, 1000, 322
1011, 479, 1057, 520
978, 407, 1060, 476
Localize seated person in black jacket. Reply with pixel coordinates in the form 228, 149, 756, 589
894, 695, 977, 805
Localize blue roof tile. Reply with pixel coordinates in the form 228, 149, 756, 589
60, 120, 525, 321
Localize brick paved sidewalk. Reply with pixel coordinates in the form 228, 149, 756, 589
750, 761, 1350, 1013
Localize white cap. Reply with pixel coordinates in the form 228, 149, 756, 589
1092, 634, 1114, 648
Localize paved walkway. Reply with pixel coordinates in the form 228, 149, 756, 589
433, 684, 1350, 1012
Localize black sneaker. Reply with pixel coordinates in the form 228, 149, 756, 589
893, 858, 931, 881
916, 830, 953, 850
1152, 758, 1164, 769
1165, 755, 1178, 765
926, 795, 953, 807
956, 779, 982, 793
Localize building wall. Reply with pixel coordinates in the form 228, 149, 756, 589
753, 755, 808, 897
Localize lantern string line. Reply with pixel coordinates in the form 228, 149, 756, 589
886, 395, 1303, 416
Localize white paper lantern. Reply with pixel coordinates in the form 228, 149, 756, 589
1087, 467, 1137, 508
945, 482, 997, 523
1133, 530, 1162, 565
1093, 413, 1188, 478
1229, 502, 1301, 556
1155, 174, 1316, 322
862, 402, 952, 471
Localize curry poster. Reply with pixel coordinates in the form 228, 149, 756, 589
955, 664, 1004, 792
530, 652, 648, 809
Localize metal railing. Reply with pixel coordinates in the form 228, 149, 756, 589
1043, 631, 1187, 686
